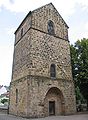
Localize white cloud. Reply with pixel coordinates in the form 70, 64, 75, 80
77, 0, 88, 11
0, 0, 88, 16
54, 0, 77, 16
5, 27, 16, 35
0, 0, 79, 17
0, 45, 13, 85
0, 0, 44, 13
69, 21, 88, 44
85, 22, 88, 30
81, 32, 88, 39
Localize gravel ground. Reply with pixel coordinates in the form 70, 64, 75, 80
0, 113, 88, 120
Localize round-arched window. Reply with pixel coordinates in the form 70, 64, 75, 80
47, 20, 55, 35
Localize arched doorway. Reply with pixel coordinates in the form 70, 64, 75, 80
44, 87, 65, 116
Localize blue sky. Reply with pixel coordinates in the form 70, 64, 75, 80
0, 0, 88, 86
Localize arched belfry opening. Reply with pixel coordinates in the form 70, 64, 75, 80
44, 87, 65, 116
47, 20, 55, 35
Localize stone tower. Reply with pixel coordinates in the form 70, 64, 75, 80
9, 3, 76, 118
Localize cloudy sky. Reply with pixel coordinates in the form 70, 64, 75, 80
0, 0, 88, 86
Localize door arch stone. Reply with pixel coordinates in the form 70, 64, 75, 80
43, 87, 65, 116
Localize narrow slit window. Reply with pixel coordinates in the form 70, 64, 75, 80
21, 28, 23, 37
50, 64, 56, 78
16, 89, 18, 103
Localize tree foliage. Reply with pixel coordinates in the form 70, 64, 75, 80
1, 98, 8, 104
70, 38, 88, 110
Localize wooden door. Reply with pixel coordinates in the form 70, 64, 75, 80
49, 101, 55, 115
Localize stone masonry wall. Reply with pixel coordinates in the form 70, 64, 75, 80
15, 15, 31, 44
12, 28, 72, 82
10, 75, 76, 118
12, 30, 32, 81
30, 29, 72, 81
10, 3, 76, 118
20, 75, 76, 117
12, 3, 70, 82
31, 3, 68, 40
15, 3, 68, 47
9, 79, 28, 117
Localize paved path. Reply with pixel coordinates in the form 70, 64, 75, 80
0, 113, 88, 120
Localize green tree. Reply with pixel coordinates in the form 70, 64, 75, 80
70, 38, 88, 110
1, 99, 8, 104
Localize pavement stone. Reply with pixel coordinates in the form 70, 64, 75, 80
0, 113, 88, 120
